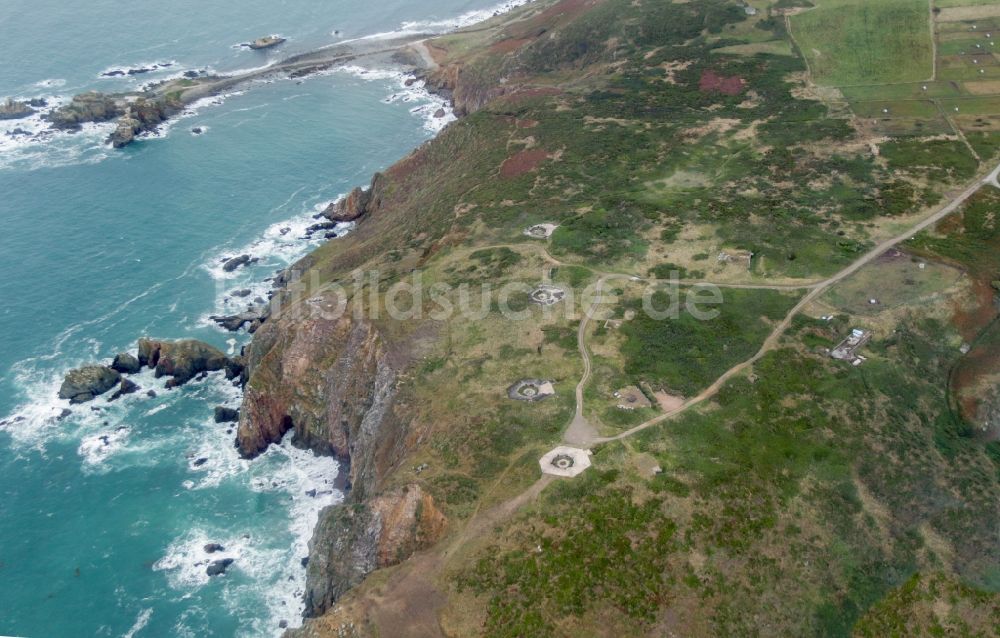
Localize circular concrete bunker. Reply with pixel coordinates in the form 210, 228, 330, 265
507, 379, 556, 401
523, 223, 558, 239
539, 446, 592, 477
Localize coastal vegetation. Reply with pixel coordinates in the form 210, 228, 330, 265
214, 0, 1000, 635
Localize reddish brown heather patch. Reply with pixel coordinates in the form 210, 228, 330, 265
386, 146, 428, 181
950, 325, 1000, 426
491, 37, 533, 53
699, 69, 745, 96
951, 279, 997, 340
500, 149, 550, 178
516, 118, 539, 128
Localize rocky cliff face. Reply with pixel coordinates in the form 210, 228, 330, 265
238, 290, 445, 622
237, 293, 414, 488
303, 484, 447, 618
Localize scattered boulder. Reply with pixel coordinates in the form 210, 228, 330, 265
231, 289, 253, 298
214, 407, 239, 423
204, 543, 225, 553
111, 352, 141, 374
58, 366, 121, 404
137, 338, 230, 387
108, 378, 139, 401
193, 457, 208, 467
433, 108, 446, 118
146, 390, 157, 398
206, 558, 234, 577
0, 99, 34, 120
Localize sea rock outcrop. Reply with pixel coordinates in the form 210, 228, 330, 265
206, 558, 234, 576
222, 254, 257, 272
214, 406, 239, 423
108, 378, 139, 401
210, 307, 266, 332
248, 36, 286, 50
58, 366, 122, 404
137, 338, 230, 387
303, 484, 446, 617
321, 173, 385, 223
106, 96, 183, 148
0, 99, 34, 120
44, 92, 123, 130
111, 352, 142, 374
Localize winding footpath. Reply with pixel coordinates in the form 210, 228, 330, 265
572, 161, 1000, 446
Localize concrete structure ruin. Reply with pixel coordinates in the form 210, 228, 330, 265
830, 328, 872, 364
529, 285, 566, 306
507, 379, 556, 401
523, 223, 559, 239
539, 446, 592, 477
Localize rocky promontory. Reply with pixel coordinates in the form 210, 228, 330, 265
320, 172, 385, 223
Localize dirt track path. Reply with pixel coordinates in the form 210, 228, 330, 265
593, 162, 1000, 444
351, 164, 1000, 637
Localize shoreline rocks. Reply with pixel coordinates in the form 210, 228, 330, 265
222, 254, 257, 272
214, 407, 240, 423
108, 378, 139, 401
107, 95, 183, 148
58, 366, 122, 404
111, 352, 142, 374
0, 99, 35, 121
44, 92, 124, 130
206, 558, 234, 576
137, 338, 232, 388
210, 307, 266, 333
321, 173, 385, 223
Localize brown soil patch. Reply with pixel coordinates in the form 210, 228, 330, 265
963, 80, 1000, 96
937, 5, 1000, 22
516, 118, 539, 128
699, 69, 745, 95
654, 391, 685, 412
500, 148, 550, 178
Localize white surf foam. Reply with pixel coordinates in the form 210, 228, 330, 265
157, 428, 341, 635
336, 65, 456, 133
122, 607, 153, 638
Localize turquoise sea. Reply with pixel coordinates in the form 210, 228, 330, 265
0, 1, 523, 635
